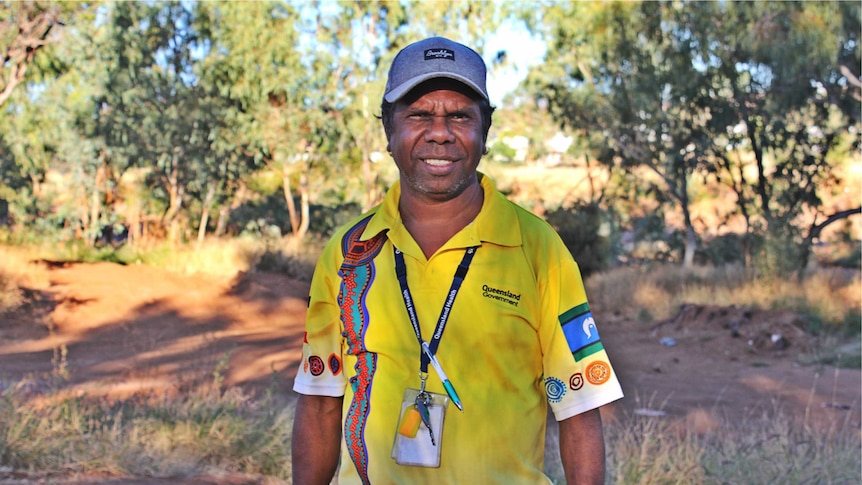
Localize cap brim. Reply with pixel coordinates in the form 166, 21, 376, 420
384, 73, 489, 103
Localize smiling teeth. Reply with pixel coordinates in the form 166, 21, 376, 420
424, 159, 452, 166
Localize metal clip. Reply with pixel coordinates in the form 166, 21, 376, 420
414, 391, 435, 446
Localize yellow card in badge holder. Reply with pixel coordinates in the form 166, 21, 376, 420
392, 388, 449, 468
398, 406, 422, 438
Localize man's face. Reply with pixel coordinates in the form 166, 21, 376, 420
386, 80, 486, 203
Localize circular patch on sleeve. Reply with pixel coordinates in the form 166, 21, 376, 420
544, 377, 566, 403
328, 354, 342, 376
585, 360, 611, 385
308, 356, 325, 376
569, 372, 584, 391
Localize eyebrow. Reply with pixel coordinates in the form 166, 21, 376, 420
404, 107, 434, 116
402, 107, 475, 117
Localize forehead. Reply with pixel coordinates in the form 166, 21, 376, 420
397, 78, 483, 109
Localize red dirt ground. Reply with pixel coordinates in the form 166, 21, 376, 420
1, 262, 859, 483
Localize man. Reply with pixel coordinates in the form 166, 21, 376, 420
292, 36, 623, 484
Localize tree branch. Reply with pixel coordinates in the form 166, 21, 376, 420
807, 206, 862, 242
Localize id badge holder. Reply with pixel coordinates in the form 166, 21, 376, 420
391, 388, 449, 467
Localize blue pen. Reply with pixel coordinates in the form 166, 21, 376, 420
421, 341, 464, 412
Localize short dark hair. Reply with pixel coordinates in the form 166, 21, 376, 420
379, 81, 495, 144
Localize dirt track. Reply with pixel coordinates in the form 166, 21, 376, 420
0, 262, 859, 481
0, 263, 309, 398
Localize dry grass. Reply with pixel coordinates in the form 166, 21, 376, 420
542, 403, 861, 485
3, 378, 859, 484
587, 263, 861, 331
0, 377, 295, 482
0, 246, 51, 312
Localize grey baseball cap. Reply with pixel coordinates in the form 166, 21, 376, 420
384, 36, 488, 103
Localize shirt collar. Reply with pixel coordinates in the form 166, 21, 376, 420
361, 172, 523, 252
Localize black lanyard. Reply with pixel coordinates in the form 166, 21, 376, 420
394, 245, 478, 373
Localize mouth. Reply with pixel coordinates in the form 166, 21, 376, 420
422, 158, 455, 167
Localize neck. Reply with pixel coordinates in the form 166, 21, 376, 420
399, 180, 484, 258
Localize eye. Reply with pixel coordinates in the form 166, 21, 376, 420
449, 111, 477, 124
404, 111, 431, 122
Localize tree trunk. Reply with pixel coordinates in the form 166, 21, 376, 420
215, 206, 229, 237
129, 208, 140, 246
298, 168, 310, 239
89, 189, 100, 247
722, 151, 753, 267
163, 159, 184, 244
748, 126, 772, 224
196, 182, 216, 247
196, 209, 210, 247
681, 204, 697, 268
283, 164, 300, 236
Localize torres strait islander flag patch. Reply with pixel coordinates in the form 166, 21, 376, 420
560, 303, 604, 362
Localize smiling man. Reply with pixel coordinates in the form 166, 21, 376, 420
291, 36, 623, 485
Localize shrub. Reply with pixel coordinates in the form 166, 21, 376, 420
545, 202, 613, 277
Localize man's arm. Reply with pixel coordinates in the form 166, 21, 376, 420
558, 407, 606, 485
292, 394, 344, 485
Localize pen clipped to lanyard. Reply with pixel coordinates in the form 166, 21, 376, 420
421, 341, 463, 412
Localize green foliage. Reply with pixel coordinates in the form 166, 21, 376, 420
697, 233, 762, 267
544, 202, 613, 277
753, 229, 808, 279
528, 0, 861, 269
0, 0, 858, 275
307, 202, 363, 239
486, 140, 518, 164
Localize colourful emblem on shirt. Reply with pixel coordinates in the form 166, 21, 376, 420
569, 372, 584, 390
544, 376, 566, 403
586, 360, 612, 385
329, 353, 342, 376
308, 356, 325, 376
560, 303, 605, 362
338, 215, 386, 485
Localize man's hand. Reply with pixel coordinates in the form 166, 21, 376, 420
291, 394, 343, 485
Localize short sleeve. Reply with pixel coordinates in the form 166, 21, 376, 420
293, 237, 348, 397
538, 242, 624, 421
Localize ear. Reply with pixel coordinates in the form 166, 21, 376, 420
382, 118, 393, 144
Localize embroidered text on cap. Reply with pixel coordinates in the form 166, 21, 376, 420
425, 48, 455, 61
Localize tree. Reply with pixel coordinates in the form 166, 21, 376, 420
526, 1, 861, 272
199, 0, 323, 240
66, 1, 258, 245
524, 2, 714, 266
0, 1, 98, 236
0, 1, 61, 107
690, 1, 861, 275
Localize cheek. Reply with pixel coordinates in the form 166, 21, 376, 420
464, 130, 485, 155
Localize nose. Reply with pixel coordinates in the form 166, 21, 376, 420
424, 115, 456, 144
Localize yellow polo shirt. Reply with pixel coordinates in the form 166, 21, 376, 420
294, 174, 623, 484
